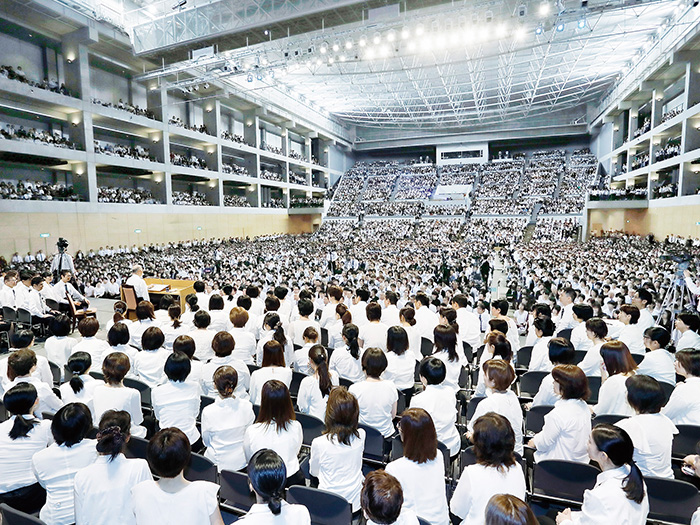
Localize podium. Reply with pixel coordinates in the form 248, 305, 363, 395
144, 278, 196, 311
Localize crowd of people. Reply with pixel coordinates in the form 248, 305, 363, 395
589, 187, 648, 201
289, 172, 307, 185
475, 161, 524, 199
394, 172, 438, 200
634, 117, 651, 138
261, 142, 283, 156
1, 65, 71, 96
223, 194, 251, 207
438, 165, 477, 186
171, 191, 212, 206
660, 106, 683, 124
0, 180, 79, 201
91, 98, 156, 120
94, 141, 154, 162
655, 140, 681, 162
522, 151, 564, 197
653, 182, 678, 199
220, 131, 250, 147
470, 198, 531, 216
288, 149, 306, 161
170, 152, 208, 170
531, 217, 580, 242
259, 170, 284, 182
168, 117, 210, 135
261, 197, 285, 208
290, 196, 324, 208
362, 174, 399, 201
631, 153, 650, 171
0, 123, 77, 149
221, 163, 249, 177
97, 186, 159, 204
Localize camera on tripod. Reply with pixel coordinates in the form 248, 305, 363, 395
660, 253, 692, 286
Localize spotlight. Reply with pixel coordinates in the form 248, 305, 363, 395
328, 57, 335, 64
247, 73, 253, 82
255, 71, 262, 80
373, 33, 381, 44
416, 24, 425, 36
556, 22, 565, 31
401, 27, 410, 39
345, 40, 353, 49
539, 2, 550, 15
319, 43, 328, 54
359, 36, 367, 47
578, 18, 586, 29
332, 42, 340, 52
203, 82, 209, 89
171, 0, 186, 9
535, 25, 544, 35
387, 30, 396, 42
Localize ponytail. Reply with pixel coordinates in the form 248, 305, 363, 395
336, 304, 352, 325
96, 425, 127, 462
265, 313, 286, 347
66, 352, 92, 394
69, 376, 85, 394
623, 460, 646, 504
592, 424, 645, 504
268, 492, 283, 515
439, 307, 460, 335
112, 301, 127, 324
4, 383, 38, 440
309, 345, 332, 397
9, 415, 36, 440
343, 323, 360, 360
168, 304, 182, 329
186, 294, 199, 313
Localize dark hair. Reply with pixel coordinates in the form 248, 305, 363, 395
620, 305, 640, 324
298, 299, 314, 317
108, 323, 130, 346
102, 352, 131, 384
626, 375, 665, 414
399, 307, 416, 326
309, 345, 332, 397
168, 305, 182, 329
97, 410, 131, 461
362, 347, 388, 378
572, 304, 594, 322
399, 408, 438, 464
591, 424, 645, 503
49, 315, 72, 337
274, 286, 288, 300
473, 412, 516, 472
78, 317, 99, 337
419, 357, 446, 385
336, 303, 352, 325
208, 294, 224, 311
262, 340, 286, 367
142, 326, 165, 351
548, 337, 575, 365
386, 291, 399, 305
361, 470, 404, 525
452, 294, 469, 309
676, 349, 700, 377
193, 310, 211, 329
324, 386, 360, 446
601, 341, 637, 376
489, 318, 509, 335
173, 335, 196, 359
185, 294, 200, 313
10, 330, 34, 350
112, 301, 128, 324
434, 324, 459, 362
551, 365, 589, 400
343, 323, 361, 360
678, 312, 700, 332
484, 331, 513, 361
560, 288, 576, 303
483, 359, 516, 391
439, 307, 460, 334
264, 296, 280, 313
485, 494, 538, 525
159, 294, 176, 311
415, 292, 431, 307
493, 299, 509, 316
257, 380, 295, 432
164, 352, 191, 382
533, 316, 555, 337
52, 403, 92, 447
236, 295, 252, 311
386, 326, 409, 356
223, 285, 234, 300
644, 327, 671, 350
4, 383, 38, 440
355, 288, 370, 302
635, 288, 653, 306
67, 351, 92, 394
366, 302, 382, 322
585, 318, 608, 340
212, 331, 235, 357
136, 301, 155, 321
302, 327, 319, 342
264, 312, 287, 348
7, 349, 37, 380
214, 366, 238, 397
247, 449, 287, 516
532, 303, 552, 318
246, 285, 260, 299
147, 427, 191, 478
327, 286, 343, 302
229, 307, 249, 328
193, 281, 206, 293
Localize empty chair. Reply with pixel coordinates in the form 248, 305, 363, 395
645, 476, 700, 524
519, 371, 549, 398
2, 307, 17, 323
183, 452, 217, 483
0, 503, 47, 525
531, 460, 600, 506
587, 376, 602, 404
672, 425, 700, 460
219, 469, 255, 515
287, 485, 352, 525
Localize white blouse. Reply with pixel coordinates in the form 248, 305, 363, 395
385, 457, 450, 525
248, 366, 293, 405
636, 350, 676, 386
0, 416, 52, 493
237, 501, 311, 524
329, 345, 364, 383
229, 327, 257, 365
469, 389, 524, 456
132, 480, 220, 525
432, 350, 464, 393
297, 372, 339, 421
532, 373, 558, 407
152, 380, 201, 444
384, 351, 417, 391
243, 420, 303, 476
594, 374, 635, 416
529, 336, 553, 372
59, 374, 99, 415
663, 377, 700, 425
132, 347, 170, 388
410, 384, 460, 456
202, 396, 256, 472
348, 379, 398, 438
200, 355, 251, 399
532, 398, 591, 464
44, 336, 77, 371
92, 384, 147, 438
616, 413, 678, 479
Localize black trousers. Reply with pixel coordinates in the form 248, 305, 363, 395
0, 483, 46, 515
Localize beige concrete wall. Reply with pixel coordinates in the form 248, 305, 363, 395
0, 211, 318, 260
588, 203, 700, 239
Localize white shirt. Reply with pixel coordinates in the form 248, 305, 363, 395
152, 380, 201, 443
456, 308, 482, 348
59, 375, 99, 414
200, 355, 250, 399
293, 343, 315, 375
329, 345, 364, 383
161, 322, 190, 351
243, 420, 303, 475
616, 413, 677, 479
132, 480, 220, 525
237, 501, 311, 525
532, 398, 591, 463
32, 440, 98, 525
249, 366, 293, 405
561, 465, 649, 525
557, 303, 577, 332
0, 416, 52, 492
0, 352, 53, 395
187, 328, 216, 362
385, 457, 450, 525
451, 463, 526, 525
297, 372, 339, 421
125, 274, 149, 301
383, 351, 416, 390
92, 384, 146, 438
410, 384, 460, 455
229, 327, 257, 364
469, 389, 524, 456
289, 318, 321, 347
414, 306, 438, 342
532, 373, 559, 407
256, 331, 295, 369
618, 324, 646, 355
381, 305, 401, 328
636, 350, 675, 385
133, 347, 169, 388
202, 396, 256, 472
637, 309, 655, 332
663, 377, 700, 425
74, 454, 152, 525
578, 342, 603, 377
594, 374, 634, 416
432, 350, 464, 394
570, 322, 593, 353
44, 336, 77, 371
360, 322, 389, 352
319, 302, 340, 329
677, 330, 700, 351
7, 376, 63, 417
208, 309, 231, 333
128, 319, 160, 349
309, 430, 366, 511
71, 337, 111, 367
26, 289, 50, 316
529, 336, 554, 372
349, 379, 398, 438
350, 301, 368, 327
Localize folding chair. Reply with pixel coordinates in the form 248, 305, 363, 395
2, 307, 17, 324
459, 446, 526, 478
516, 346, 533, 370
659, 381, 675, 405
587, 376, 601, 405
65, 293, 96, 333
420, 337, 434, 357
519, 371, 548, 398
525, 405, 554, 437
462, 341, 474, 366
185, 452, 218, 483
591, 414, 625, 426
295, 411, 325, 447
289, 371, 306, 398
287, 485, 352, 525
573, 350, 587, 365
45, 298, 59, 312
123, 377, 152, 407
198, 395, 216, 421
672, 425, 700, 460
89, 370, 105, 381
645, 475, 700, 524
15, 308, 33, 331
338, 377, 353, 389
631, 354, 644, 366
48, 360, 61, 386
556, 328, 572, 341
121, 284, 138, 319
360, 423, 388, 466
531, 460, 600, 507
320, 327, 329, 348
466, 396, 486, 421
219, 469, 255, 515
124, 436, 150, 460
0, 503, 47, 525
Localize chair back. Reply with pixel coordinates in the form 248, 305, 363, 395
124, 435, 149, 460
420, 337, 433, 357
219, 469, 255, 515
532, 460, 600, 506
296, 411, 326, 446
184, 452, 217, 483
646, 475, 700, 523
247, 364, 260, 374
45, 298, 59, 311
0, 400, 8, 423
16, 308, 32, 325
591, 414, 625, 426
121, 285, 138, 311
320, 327, 329, 347
525, 405, 555, 435
338, 377, 353, 389
48, 360, 61, 386
459, 446, 526, 476
123, 377, 152, 407
516, 346, 533, 369
287, 485, 352, 525
2, 307, 17, 322
556, 328, 572, 341
519, 371, 548, 397
466, 396, 486, 421
587, 376, 602, 404
359, 423, 386, 463
659, 381, 675, 404
573, 350, 587, 365
0, 503, 47, 525
289, 371, 306, 398
672, 425, 700, 460
198, 396, 216, 420
89, 370, 105, 381
631, 353, 644, 365
462, 341, 474, 364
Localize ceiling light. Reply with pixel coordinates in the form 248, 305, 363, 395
514, 27, 526, 40
379, 45, 390, 57
535, 25, 544, 34
416, 24, 425, 36
247, 73, 253, 82
316, 58, 322, 65
359, 36, 367, 47
328, 57, 335, 64
401, 27, 410, 39
578, 18, 587, 29
556, 22, 565, 31
373, 33, 381, 44
387, 30, 396, 42
345, 40, 353, 49
365, 48, 375, 59
339, 55, 346, 62
319, 43, 328, 54
539, 2, 550, 15
407, 41, 417, 52
496, 23, 508, 38
332, 42, 340, 52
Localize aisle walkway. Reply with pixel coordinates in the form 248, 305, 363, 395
490, 251, 510, 300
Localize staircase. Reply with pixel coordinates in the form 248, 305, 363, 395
552, 170, 565, 200
522, 223, 536, 244
529, 202, 542, 223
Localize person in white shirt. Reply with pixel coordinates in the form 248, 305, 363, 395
570, 304, 594, 355
556, 288, 578, 332
249, 340, 293, 405
359, 303, 389, 352
289, 299, 321, 348
382, 291, 402, 328
32, 403, 98, 525
451, 294, 481, 352
577, 318, 608, 377
71, 318, 111, 367
675, 313, 700, 351
490, 299, 520, 355
484, 495, 537, 525
349, 348, 398, 438
410, 357, 461, 458
632, 288, 656, 332
243, 380, 304, 486
256, 312, 294, 368
385, 408, 450, 525
617, 305, 646, 356
201, 366, 256, 472
467, 359, 524, 456
44, 315, 77, 373
297, 345, 338, 420
5, 348, 63, 418
53, 270, 89, 311
528, 316, 556, 372
0, 383, 52, 514
528, 364, 592, 463
207, 295, 231, 333
531, 338, 576, 407
432, 323, 466, 394
452, 412, 527, 525
132, 428, 224, 525
293, 327, 319, 375
414, 293, 439, 342
125, 265, 149, 302
26, 276, 58, 323
245, 285, 264, 319
160, 304, 190, 351
383, 326, 417, 395
593, 341, 638, 417
329, 323, 364, 384
152, 352, 201, 447
309, 386, 365, 512
0, 271, 20, 309
616, 375, 677, 479
361, 470, 420, 525
237, 449, 311, 524
133, 327, 169, 388
200, 332, 250, 398
60, 352, 99, 414
228, 307, 257, 364
74, 410, 153, 525
636, 327, 675, 385
555, 424, 649, 525
128, 301, 159, 350
320, 286, 344, 329
663, 349, 700, 425
187, 310, 216, 362
350, 288, 370, 328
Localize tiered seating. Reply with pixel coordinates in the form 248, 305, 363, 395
362, 173, 398, 201
522, 150, 564, 197
172, 191, 212, 206
97, 187, 158, 204
0, 180, 78, 201
394, 169, 438, 200
532, 217, 580, 242
438, 165, 477, 186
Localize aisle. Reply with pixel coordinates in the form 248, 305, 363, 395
490, 251, 509, 300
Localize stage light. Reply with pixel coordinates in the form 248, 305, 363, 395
407, 41, 417, 52
328, 57, 335, 64
345, 40, 353, 49
332, 42, 340, 52
379, 45, 390, 57
373, 33, 381, 44
365, 48, 375, 59
387, 30, 396, 42
539, 2, 550, 15
556, 22, 565, 31
359, 36, 367, 47
496, 23, 508, 38
401, 27, 410, 39
578, 18, 586, 29
339, 55, 346, 62
416, 24, 425, 36
514, 27, 526, 40
535, 25, 544, 34
319, 43, 328, 54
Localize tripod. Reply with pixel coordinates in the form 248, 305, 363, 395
655, 275, 696, 327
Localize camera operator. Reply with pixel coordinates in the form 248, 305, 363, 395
50, 238, 76, 283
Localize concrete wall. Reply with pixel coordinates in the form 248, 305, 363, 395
0, 32, 44, 82
588, 199, 700, 239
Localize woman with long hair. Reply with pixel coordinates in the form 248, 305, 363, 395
248, 341, 293, 405
328, 303, 352, 350
297, 345, 339, 420
474, 331, 514, 397
431, 324, 464, 393
400, 307, 422, 361
593, 341, 637, 416
256, 312, 294, 367
129, 301, 159, 349
384, 326, 417, 399
329, 323, 364, 383
161, 304, 189, 351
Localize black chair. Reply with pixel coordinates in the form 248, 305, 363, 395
360, 423, 387, 465
531, 460, 600, 506
519, 371, 548, 398
123, 377, 152, 407
420, 337, 433, 357
462, 341, 474, 365
295, 411, 326, 446
672, 425, 700, 460
516, 346, 533, 369
287, 485, 352, 525
587, 376, 601, 404
124, 436, 149, 460
338, 377, 353, 389
417, 518, 431, 525
556, 328, 572, 341
2, 307, 17, 323
466, 396, 486, 421
0, 503, 47, 525
645, 475, 700, 524
89, 370, 105, 381
184, 452, 217, 483
48, 360, 61, 386
659, 381, 675, 405
391, 435, 451, 477
219, 469, 255, 515
631, 353, 644, 366
198, 395, 216, 421
289, 371, 306, 398
573, 350, 587, 365
320, 327, 329, 347
45, 298, 59, 312
525, 405, 554, 436
0, 400, 8, 422
591, 414, 626, 426
16, 308, 34, 330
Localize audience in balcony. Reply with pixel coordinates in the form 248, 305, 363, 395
655, 141, 681, 162
0, 180, 78, 201
172, 190, 212, 206
290, 197, 324, 208
97, 186, 159, 204
261, 197, 285, 208
92, 97, 156, 120
261, 142, 283, 156
589, 187, 648, 201
170, 152, 208, 170
653, 182, 677, 199
660, 106, 683, 124
0, 124, 77, 149
439, 165, 476, 185
223, 194, 252, 207
221, 131, 250, 147
221, 163, 249, 177
94, 141, 154, 161
169, 116, 210, 135
260, 170, 284, 182
1, 64, 70, 96
634, 117, 651, 138
289, 172, 307, 185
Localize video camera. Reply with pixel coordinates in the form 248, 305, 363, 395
56, 238, 69, 252
660, 252, 692, 286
